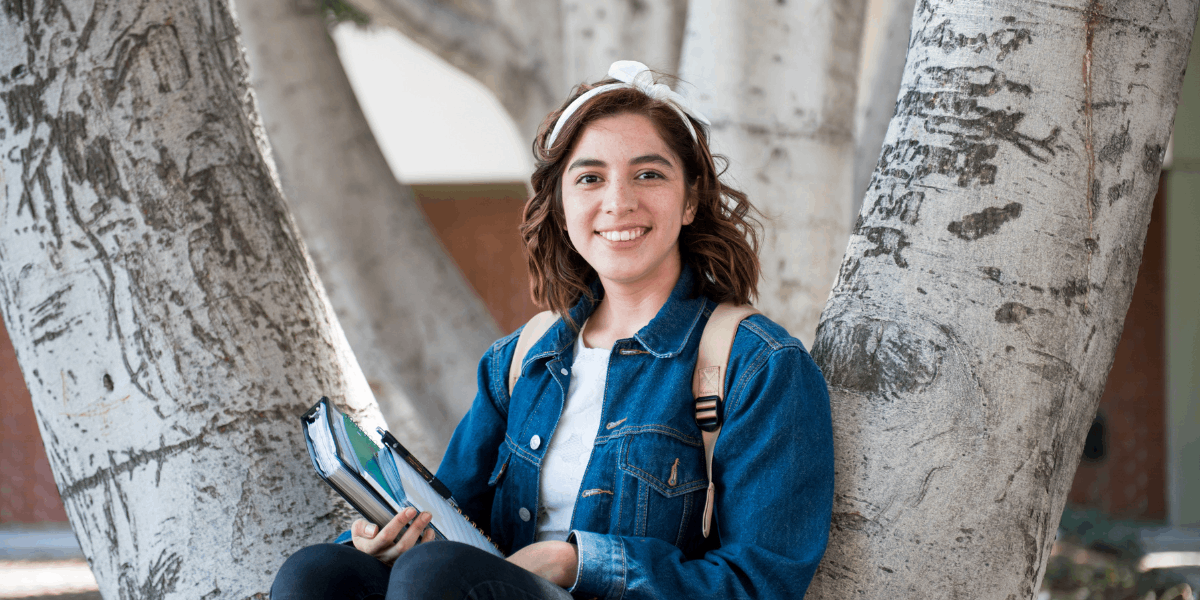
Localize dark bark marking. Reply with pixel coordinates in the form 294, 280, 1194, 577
39, 0, 75, 32
862, 227, 911, 268
877, 137, 999, 187
1083, 1, 1100, 223
58, 432, 208, 501
832, 511, 871, 532
919, 20, 1033, 62
913, 465, 947, 506
811, 318, 942, 397
992, 458, 1025, 503
834, 257, 861, 291
883, 66, 1060, 190
118, 550, 183, 599
0, 75, 49, 134
1048, 278, 1095, 309
83, 136, 130, 205
947, 202, 1023, 241
1022, 352, 1077, 383
980, 266, 1002, 282
32, 324, 70, 346
867, 190, 924, 225
925, 65, 1032, 98
3, 0, 34, 21
1143, 142, 1164, 174
31, 285, 72, 345
1107, 178, 1133, 205
994, 302, 1050, 324
1098, 123, 1131, 163
104, 22, 190, 107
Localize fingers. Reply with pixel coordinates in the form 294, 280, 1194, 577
377, 510, 433, 564
351, 511, 404, 555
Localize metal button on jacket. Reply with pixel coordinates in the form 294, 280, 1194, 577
530, 435, 542, 450
519, 507, 531, 522
560, 367, 569, 376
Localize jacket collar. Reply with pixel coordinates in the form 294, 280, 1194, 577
533, 265, 708, 361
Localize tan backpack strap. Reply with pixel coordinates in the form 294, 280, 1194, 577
507, 311, 558, 397
694, 303, 759, 538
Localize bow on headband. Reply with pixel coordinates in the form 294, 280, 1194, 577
545, 60, 711, 151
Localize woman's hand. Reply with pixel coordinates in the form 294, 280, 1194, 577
506, 541, 579, 588
350, 507, 435, 565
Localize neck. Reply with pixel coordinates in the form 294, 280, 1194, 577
582, 261, 682, 349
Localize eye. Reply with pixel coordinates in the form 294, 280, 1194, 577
576, 173, 602, 185
636, 170, 664, 180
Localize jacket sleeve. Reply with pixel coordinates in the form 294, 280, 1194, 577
435, 331, 520, 538
568, 344, 834, 600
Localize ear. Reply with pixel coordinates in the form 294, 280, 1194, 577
682, 188, 698, 226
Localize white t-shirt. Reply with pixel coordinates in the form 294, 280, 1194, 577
535, 329, 610, 542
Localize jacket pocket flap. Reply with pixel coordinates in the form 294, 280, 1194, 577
619, 432, 707, 497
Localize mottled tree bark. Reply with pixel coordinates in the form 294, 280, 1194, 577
0, 0, 382, 597
679, 0, 867, 346
809, 1, 1198, 598
852, 0, 918, 217
559, 0, 688, 85
235, 0, 501, 464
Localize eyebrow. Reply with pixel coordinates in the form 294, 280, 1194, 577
567, 154, 677, 171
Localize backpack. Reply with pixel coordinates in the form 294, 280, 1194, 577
505, 303, 759, 538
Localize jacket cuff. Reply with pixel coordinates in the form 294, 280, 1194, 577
567, 530, 626, 600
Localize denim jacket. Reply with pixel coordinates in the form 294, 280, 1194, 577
436, 266, 834, 600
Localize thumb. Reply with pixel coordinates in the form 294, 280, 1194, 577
353, 519, 378, 538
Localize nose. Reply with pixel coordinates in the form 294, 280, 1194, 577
602, 178, 638, 215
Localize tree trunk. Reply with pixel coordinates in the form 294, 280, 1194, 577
679, 0, 867, 346
559, 0, 689, 85
235, 0, 501, 463
808, 1, 1198, 598
851, 0, 918, 217
0, 0, 381, 596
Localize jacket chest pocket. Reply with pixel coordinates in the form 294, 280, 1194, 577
617, 431, 707, 547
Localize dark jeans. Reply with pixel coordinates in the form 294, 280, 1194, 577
270, 541, 574, 600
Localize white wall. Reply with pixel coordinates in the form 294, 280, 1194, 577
330, 23, 532, 184
1165, 15, 1200, 528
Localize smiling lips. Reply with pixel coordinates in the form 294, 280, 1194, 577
597, 227, 649, 242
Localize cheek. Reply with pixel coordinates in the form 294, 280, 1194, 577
560, 197, 591, 247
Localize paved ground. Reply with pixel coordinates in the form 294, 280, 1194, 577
0, 525, 99, 599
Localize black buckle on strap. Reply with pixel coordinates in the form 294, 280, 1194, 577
694, 395, 722, 432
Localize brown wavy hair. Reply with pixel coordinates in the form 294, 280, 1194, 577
520, 76, 762, 325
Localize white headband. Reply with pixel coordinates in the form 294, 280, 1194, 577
544, 60, 711, 151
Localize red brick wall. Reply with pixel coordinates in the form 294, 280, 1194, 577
413, 183, 540, 333
0, 316, 69, 522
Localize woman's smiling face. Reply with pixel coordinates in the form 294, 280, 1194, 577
561, 112, 695, 293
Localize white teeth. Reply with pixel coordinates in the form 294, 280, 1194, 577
599, 228, 645, 242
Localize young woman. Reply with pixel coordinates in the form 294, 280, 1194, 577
272, 61, 833, 600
